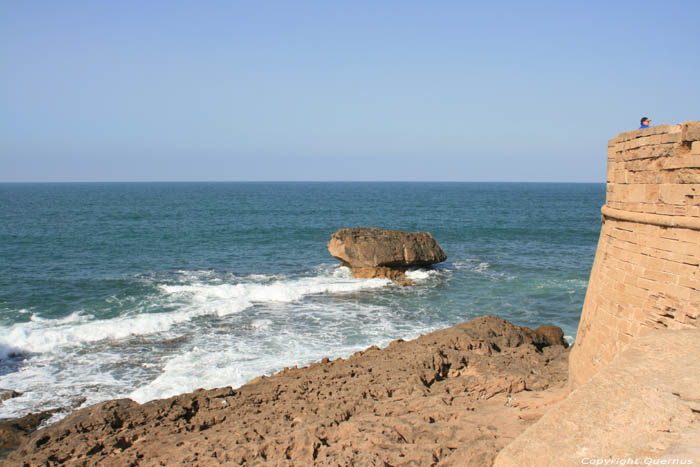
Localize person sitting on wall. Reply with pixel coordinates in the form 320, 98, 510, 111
639, 117, 651, 129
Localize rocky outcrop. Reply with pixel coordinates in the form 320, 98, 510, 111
6, 317, 569, 466
495, 328, 700, 466
0, 389, 21, 402
328, 227, 447, 283
0, 408, 57, 453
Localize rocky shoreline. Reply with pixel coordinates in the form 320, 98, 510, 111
2, 316, 569, 466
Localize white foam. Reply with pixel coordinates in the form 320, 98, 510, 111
129, 347, 247, 402
452, 259, 489, 272
405, 269, 439, 281
128, 315, 439, 405
0, 265, 415, 421
0, 342, 22, 360
0, 345, 128, 419
29, 311, 86, 325
160, 270, 389, 305
451, 261, 468, 270
0, 303, 245, 354
0, 267, 391, 356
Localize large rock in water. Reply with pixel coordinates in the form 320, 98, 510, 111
328, 227, 447, 283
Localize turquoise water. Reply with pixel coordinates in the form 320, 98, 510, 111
0, 182, 603, 421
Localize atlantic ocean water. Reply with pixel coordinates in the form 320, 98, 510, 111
0, 182, 603, 423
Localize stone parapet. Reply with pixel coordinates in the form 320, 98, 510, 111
569, 121, 700, 388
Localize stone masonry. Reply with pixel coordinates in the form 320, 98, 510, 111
569, 121, 700, 388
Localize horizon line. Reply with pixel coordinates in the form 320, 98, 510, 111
0, 179, 605, 184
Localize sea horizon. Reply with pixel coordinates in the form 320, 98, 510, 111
0, 180, 605, 185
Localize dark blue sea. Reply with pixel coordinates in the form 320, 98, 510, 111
0, 182, 603, 422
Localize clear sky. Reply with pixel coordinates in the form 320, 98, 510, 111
2, 1, 699, 182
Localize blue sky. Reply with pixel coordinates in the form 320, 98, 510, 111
2, 1, 699, 182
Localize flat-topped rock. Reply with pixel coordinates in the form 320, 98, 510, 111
328, 227, 447, 283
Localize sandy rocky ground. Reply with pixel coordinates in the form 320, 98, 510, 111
2, 316, 570, 466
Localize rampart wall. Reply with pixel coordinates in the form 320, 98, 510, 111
569, 121, 700, 388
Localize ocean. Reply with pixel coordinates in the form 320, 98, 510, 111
0, 182, 603, 423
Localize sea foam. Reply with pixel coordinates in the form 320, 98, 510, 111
0, 266, 390, 356
0, 265, 401, 420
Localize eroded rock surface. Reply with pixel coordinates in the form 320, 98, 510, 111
6, 316, 569, 466
0, 409, 57, 453
328, 227, 447, 283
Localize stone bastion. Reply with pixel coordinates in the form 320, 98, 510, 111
569, 121, 700, 388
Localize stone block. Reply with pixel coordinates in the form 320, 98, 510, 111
675, 228, 700, 244
642, 268, 677, 285
670, 283, 693, 301
692, 141, 700, 155
627, 184, 645, 202
661, 132, 681, 144
643, 184, 660, 203
648, 143, 677, 158
640, 254, 666, 272
659, 184, 696, 205
682, 121, 700, 142
669, 168, 700, 184
667, 155, 700, 169
673, 204, 688, 215
661, 260, 695, 278
683, 155, 700, 168
649, 235, 683, 253
662, 155, 689, 169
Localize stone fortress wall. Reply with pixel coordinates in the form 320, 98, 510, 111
569, 121, 700, 387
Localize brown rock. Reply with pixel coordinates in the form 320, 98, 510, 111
533, 325, 569, 348
0, 408, 57, 452
0, 389, 21, 402
682, 120, 700, 142
328, 227, 447, 282
6, 316, 569, 466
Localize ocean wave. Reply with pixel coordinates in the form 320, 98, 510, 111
534, 278, 589, 290
0, 342, 24, 360
160, 271, 389, 305
129, 347, 248, 403
452, 259, 490, 272
405, 269, 441, 281
0, 266, 392, 355
128, 314, 439, 404
1, 308, 207, 354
